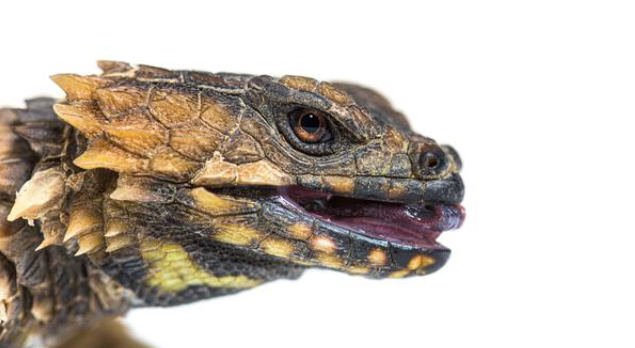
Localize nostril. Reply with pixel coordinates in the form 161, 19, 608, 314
410, 142, 451, 179
422, 153, 440, 170
417, 149, 446, 178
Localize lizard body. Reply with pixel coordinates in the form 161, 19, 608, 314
0, 62, 465, 347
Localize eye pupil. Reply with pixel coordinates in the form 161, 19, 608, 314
300, 113, 321, 134
290, 109, 327, 143
284, 107, 337, 155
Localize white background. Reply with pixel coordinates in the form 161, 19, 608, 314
1, 1, 634, 347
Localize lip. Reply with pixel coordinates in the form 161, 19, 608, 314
422, 173, 465, 204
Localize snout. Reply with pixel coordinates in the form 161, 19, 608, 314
411, 143, 462, 179
409, 142, 464, 204
441, 144, 462, 172
423, 173, 464, 204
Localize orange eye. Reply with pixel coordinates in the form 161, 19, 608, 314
292, 110, 327, 143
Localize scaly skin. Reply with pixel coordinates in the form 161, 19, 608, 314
0, 61, 465, 347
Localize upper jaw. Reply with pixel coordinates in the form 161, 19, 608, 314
295, 142, 465, 205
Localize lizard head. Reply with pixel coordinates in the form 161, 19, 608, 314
37, 62, 464, 305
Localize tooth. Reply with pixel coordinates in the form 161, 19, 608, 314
105, 234, 136, 253
73, 137, 150, 172
7, 167, 65, 221
75, 231, 105, 256
50, 74, 111, 101
53, 104, 105, 138
64, 205, 102, 242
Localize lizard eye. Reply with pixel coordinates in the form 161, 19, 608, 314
291, 109, 328, 143
279, 107, 338, 156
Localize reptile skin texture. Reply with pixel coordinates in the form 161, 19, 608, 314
0, 62, 465, 347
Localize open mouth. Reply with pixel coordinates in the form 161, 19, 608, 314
278, 185, 465, 250
208, 173, 465, 275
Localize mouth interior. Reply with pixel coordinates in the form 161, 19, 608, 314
279, 187, 465, 249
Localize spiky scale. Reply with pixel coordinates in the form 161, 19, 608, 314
73, 137, 150, 172
64, 204, 103, 242
105, 234, 137, 253
76, 231, 105, 255
52, 103, 105, 138
7, 167, 65, 222
50, 74, 111, 101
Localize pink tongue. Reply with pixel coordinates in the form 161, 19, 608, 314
331, 217, 444, 248
315, 198, 465, 248
277, 186, 466, 248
